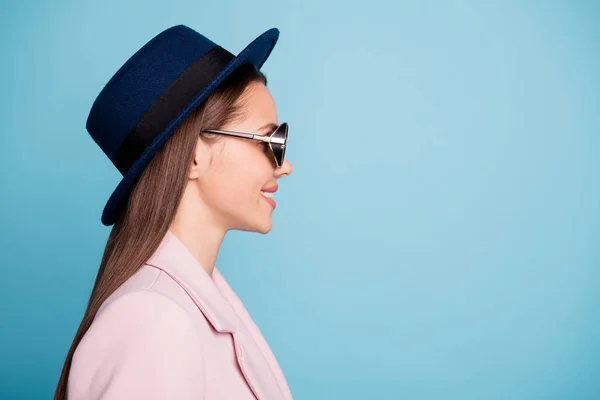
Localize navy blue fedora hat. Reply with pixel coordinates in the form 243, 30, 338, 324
86, 25, 279, 226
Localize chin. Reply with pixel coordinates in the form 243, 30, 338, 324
236, 217, 272, 234
254, 219, 273, 234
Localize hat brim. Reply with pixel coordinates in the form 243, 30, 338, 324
100, 28, 279, 226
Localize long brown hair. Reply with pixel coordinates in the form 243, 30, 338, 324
54, 64, 267, 400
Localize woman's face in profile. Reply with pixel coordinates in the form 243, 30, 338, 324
191, 81, 293, 234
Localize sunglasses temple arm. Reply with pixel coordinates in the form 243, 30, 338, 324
244, 134, 285, 145
203, 129, 284, 144
255, 135, 285, 145
204, 129, 254, 139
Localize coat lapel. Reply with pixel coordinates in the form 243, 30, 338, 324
144, 230, 289, 400
214, 269, 294, 400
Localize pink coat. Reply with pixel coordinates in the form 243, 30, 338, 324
68, 230, 294, 399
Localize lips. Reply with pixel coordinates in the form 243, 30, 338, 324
261, 184, 278, 193
260, 184, 278, 209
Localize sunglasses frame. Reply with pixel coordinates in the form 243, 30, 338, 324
202, 122, 288, 167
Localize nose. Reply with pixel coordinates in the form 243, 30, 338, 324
275, 158, 292, 178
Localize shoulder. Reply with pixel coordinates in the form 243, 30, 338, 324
77, 282, 203, 363
94, 285, 197, 337
89, 264, 207, 341
69, 269, 207, 399
96, 264, 202, 324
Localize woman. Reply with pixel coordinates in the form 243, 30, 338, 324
54, 25, 294, 400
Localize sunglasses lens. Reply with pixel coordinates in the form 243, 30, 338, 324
270, 123, 288, 166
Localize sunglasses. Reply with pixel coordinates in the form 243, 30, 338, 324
202, 122, 288, 168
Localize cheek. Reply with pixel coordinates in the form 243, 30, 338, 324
208, 150, 271, 210
223, 176, 260, 208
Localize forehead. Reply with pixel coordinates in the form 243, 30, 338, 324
234, 82, 278, 132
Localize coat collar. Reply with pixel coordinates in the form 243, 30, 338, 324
144, 229, 290, 400
144, 229, 238, 334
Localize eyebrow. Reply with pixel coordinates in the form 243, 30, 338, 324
257, 122, 278, 135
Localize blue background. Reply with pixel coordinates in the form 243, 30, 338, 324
1, 0, 599, 398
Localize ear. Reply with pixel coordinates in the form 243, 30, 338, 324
188, 138, 212, 180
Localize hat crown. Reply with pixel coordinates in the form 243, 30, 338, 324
86, 25, 229, 163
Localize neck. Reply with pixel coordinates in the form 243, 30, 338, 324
169, 187, 226, 277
